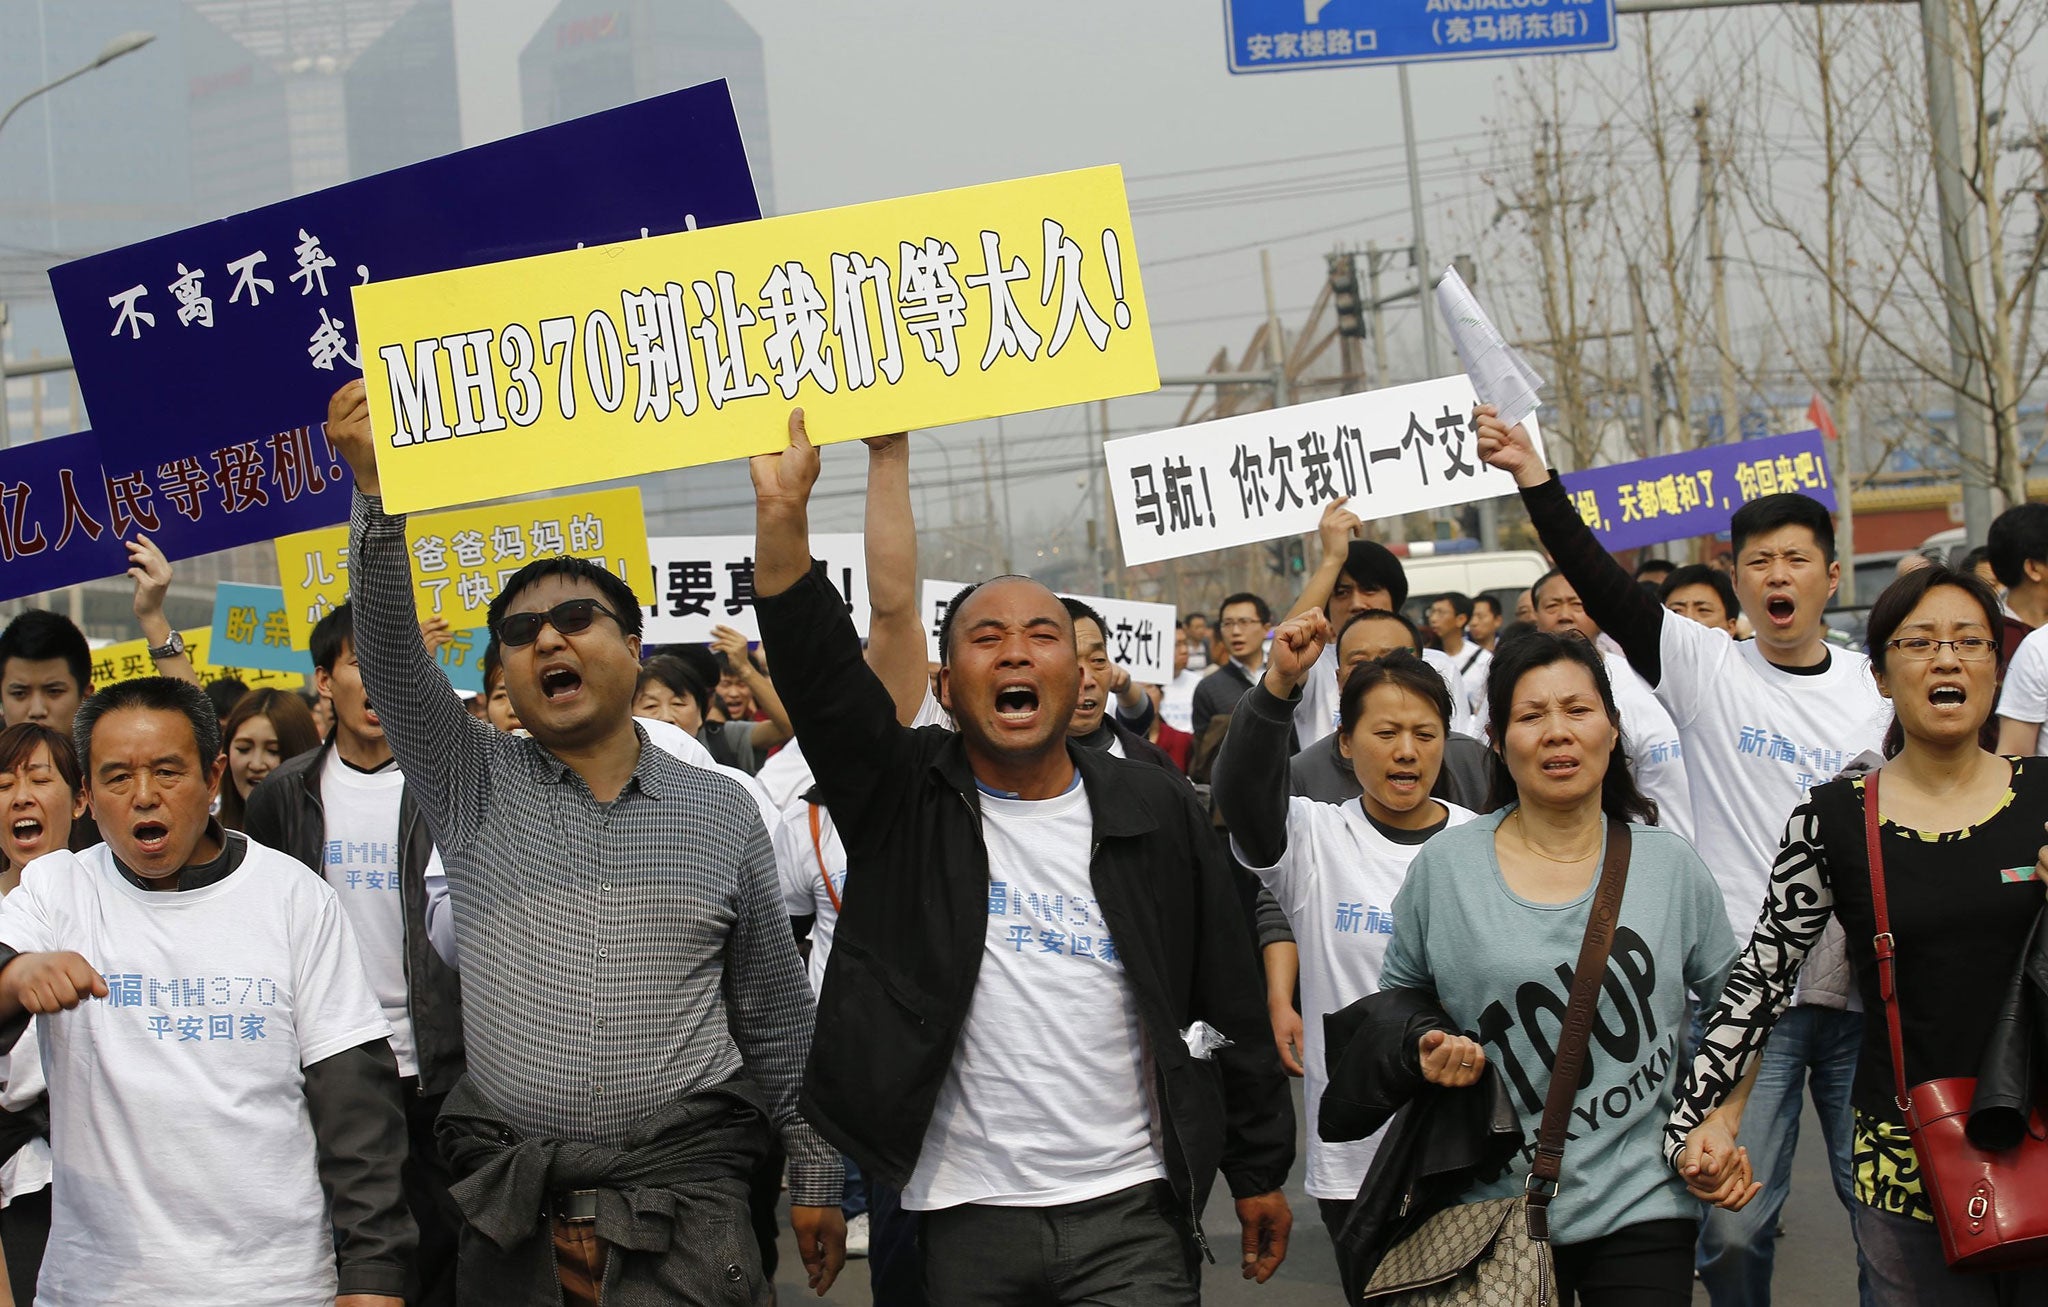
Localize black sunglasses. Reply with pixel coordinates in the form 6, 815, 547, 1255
497, 598, 623, 649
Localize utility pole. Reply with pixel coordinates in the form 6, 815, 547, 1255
1099, 396, 1120, 596
1398, 65, 1443, 382
1919, 0, 1995, 543
995, 416, 1016, 574
1695, 100, 1744, 445
1260, 248, 1290, 408
1365, 242, 1392, 386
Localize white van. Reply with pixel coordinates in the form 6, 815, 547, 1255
1400, 549, 1549, 616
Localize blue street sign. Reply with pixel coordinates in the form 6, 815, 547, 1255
1224, 0, 1616, 73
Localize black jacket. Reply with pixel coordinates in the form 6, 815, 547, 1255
1969, 906, 2048, 1150
1320, 987, 1523, 1286
756, 563, 1295, 1233
244, 740, 467, 1096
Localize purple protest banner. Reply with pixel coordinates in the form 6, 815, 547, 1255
1557, 429, 1837, 553
0, 430, 133, 601
44, 79, 760, 570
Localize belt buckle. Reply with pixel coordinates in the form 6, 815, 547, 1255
555, 1189, 599, 1223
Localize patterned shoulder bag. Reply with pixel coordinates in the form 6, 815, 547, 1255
1359, 822, 1632, 1306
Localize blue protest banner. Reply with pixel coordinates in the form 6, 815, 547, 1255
1224, 0, 1616, 73
1558, 429, 1837, 554
434, 629, 485, 696
45, 79, 760, 568
209, 583, 316, 676
0, 430, 132, 601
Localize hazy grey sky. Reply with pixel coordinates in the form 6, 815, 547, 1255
443, 0, 1562, 535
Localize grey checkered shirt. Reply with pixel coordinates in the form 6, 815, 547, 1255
348, 491, 838, 1207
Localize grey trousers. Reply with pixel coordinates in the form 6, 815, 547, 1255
1852, 1200, 2048, 1307
920, 1181, 1200, 1306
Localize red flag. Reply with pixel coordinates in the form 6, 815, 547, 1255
1807, 394, 1839, 443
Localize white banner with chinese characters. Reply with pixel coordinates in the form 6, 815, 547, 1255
920, 579, 1174, 684
1103, 375, 1544, 566
645, 534, 870, 645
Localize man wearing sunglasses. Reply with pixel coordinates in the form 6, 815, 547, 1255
752, 410, 1295, 1306
325, 381, 844, 1305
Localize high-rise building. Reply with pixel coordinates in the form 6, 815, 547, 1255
518, 0, 776, 536
0, 1, 461, 631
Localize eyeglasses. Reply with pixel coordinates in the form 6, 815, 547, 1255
1884, 636, 1997, 661
498, 598, 623, 648
1219, 618, 1265, 631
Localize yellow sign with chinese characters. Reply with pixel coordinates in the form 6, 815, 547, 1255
273, 486, 651, 646
349, 166, 1157, 513
88, 628, 307, 693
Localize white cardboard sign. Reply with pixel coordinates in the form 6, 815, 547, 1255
920, 579, 1175, 683
644, 533, 868, 644
1104, 374, 1544, 566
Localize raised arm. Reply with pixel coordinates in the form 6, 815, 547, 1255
327, 380, 496, 854
1283, 497, 1362, 622
1214, 612, 1330, 868
712, 625, 793, 750
752, 411, 922, 856
860, 434, 930, 726
1665, 801, 1837, 1166
1475, 406, 1670, 685
126, 536, 198, 686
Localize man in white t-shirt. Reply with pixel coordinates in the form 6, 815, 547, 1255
0, 677, 408, 1307
1480, 407, 1890, 1307
1159, 621, 1204, 734
245, 602, 464, 1306
753, 412, 1295, 1306
1428, 592, 1492, 713
1997, 623, 2048, 755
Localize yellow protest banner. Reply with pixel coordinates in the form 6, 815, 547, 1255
274, 486, 652, 646
89, 629, 307, 693
350, 165, 1157, 513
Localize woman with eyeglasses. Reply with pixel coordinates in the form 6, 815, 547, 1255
1670, 563, 2048, 1304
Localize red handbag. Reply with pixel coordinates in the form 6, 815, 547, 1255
1863, 772, 2048, 1270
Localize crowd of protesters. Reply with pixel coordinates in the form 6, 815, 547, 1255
0, 383, 2039, 1306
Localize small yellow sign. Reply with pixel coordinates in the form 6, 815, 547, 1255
349, 165, 1157, 513
274, 486, 651, 646
88, 629, 307, 693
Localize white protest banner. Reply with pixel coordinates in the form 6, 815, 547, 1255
1103, 374, 1545, 567
1437, 263, 1544, 427
644, 533, 868, 644
920, 579, 1174, 683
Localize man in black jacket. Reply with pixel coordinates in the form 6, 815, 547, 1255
752, 412, 1295, 1304
1065, 598, 1183, 773
245, 602, 464, 1306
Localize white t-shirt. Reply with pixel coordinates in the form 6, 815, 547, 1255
1297, 645, 1476, 749
1160, 669, 1203, 734
0, 838, 390, 1307
902, 780, 1166, 1210
319, 751, 417, 1076
1604, 651, 1694, 845
1456, 644, 1494, 713
1652, 619, 1891, 937
1234, 798, 1476, 1199
753, 738, 816, 812
0, 883, 49, 1208
1997, 624, 2048, 754
774, 796, 845, 996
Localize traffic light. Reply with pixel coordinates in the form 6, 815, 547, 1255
1266, 540, 1290, 577
1328, 252, 1365, 339
1286, 538, 1307, 575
